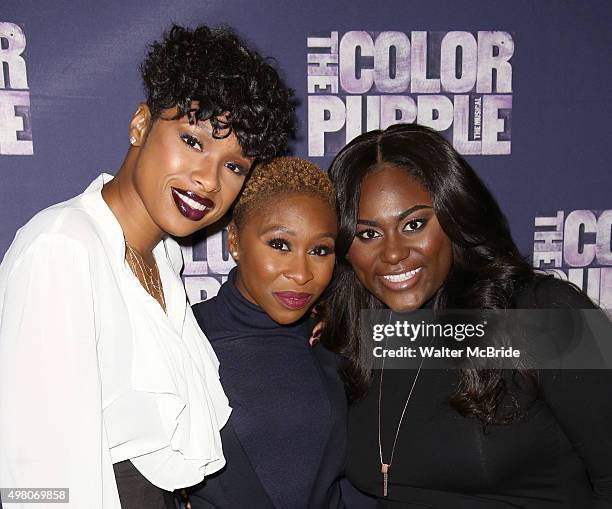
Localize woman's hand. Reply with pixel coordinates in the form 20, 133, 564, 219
309, 321, 324, 346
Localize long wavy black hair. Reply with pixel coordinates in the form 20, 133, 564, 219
141, 24, 296, 161
322, 123, 535, 427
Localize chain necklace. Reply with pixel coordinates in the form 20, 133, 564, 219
378, 312, 427, 498
124, 240, 166, 313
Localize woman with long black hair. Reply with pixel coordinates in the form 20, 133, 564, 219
323, 123, 612, 508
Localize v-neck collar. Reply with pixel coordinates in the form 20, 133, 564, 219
81, 173, 186, 334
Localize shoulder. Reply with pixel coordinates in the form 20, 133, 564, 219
0, 197, 107, 280
11, 196, 102, 252
4, 208, 95, 262
191, 296, 219, 334
513, 274, 596, 309
312, 335, 345, 369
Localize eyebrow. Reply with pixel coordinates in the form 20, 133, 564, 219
184, 116, 252, 167
261, 225, 336, 239
357, 204, 433, 226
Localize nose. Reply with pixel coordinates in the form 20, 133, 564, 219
380, 234, 410, 266
284, 254, 314, 286
193, 162, 221, 193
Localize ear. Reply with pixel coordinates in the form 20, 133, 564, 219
227, 221, 240, 262
128, 103, 152, 147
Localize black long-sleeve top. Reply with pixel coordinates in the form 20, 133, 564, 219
346, 277, 612, 508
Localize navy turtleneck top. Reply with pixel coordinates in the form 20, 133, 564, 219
191, 268, 345, 509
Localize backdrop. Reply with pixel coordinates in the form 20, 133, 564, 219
2, 1, 611, 309
1, 1, 611, 506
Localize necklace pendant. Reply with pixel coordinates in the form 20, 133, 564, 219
381, 463, 390, 497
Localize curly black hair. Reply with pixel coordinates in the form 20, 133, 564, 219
141, 24, 296, 161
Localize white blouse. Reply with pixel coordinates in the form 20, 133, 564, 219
0, 174, 231, 508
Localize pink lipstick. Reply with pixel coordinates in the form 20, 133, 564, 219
273, 291, 313, 310
172, 187, 215, 222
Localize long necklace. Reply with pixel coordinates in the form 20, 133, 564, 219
124, 240, 166, 313
378, 317, 427, 498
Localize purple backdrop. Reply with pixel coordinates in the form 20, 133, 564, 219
1, 1, 611, 506
2, 1, 610, 308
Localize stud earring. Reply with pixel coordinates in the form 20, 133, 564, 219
129, 136, 137, 145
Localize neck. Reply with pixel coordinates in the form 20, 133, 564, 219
233, 267, 259, 306
102, 148, 164, 255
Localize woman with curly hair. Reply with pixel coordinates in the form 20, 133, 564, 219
323, 123, 612, 508
0, 25, 295, 509
189, 157, 345, 509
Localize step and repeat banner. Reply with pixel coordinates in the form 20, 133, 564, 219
2, 0, 611, 310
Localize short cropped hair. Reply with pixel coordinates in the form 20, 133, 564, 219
141, 24, 295, 160
233, 157, 335, 228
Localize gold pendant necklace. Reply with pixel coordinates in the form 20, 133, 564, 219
125, 240, 166, 313
378, 312, 427, 498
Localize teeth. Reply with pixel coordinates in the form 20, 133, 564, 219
173, 189, 207, 211
383, 267, 422, 282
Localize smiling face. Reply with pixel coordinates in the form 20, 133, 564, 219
132, 106, 252, 238
230, 193, 337, 324
347, 165, 453, 312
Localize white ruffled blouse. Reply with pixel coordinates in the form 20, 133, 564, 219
0, 174, 231, 508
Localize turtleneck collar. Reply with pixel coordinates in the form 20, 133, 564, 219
212, 267, 314, 338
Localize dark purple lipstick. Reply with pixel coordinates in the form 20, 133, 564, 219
171, 187, 214, 222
